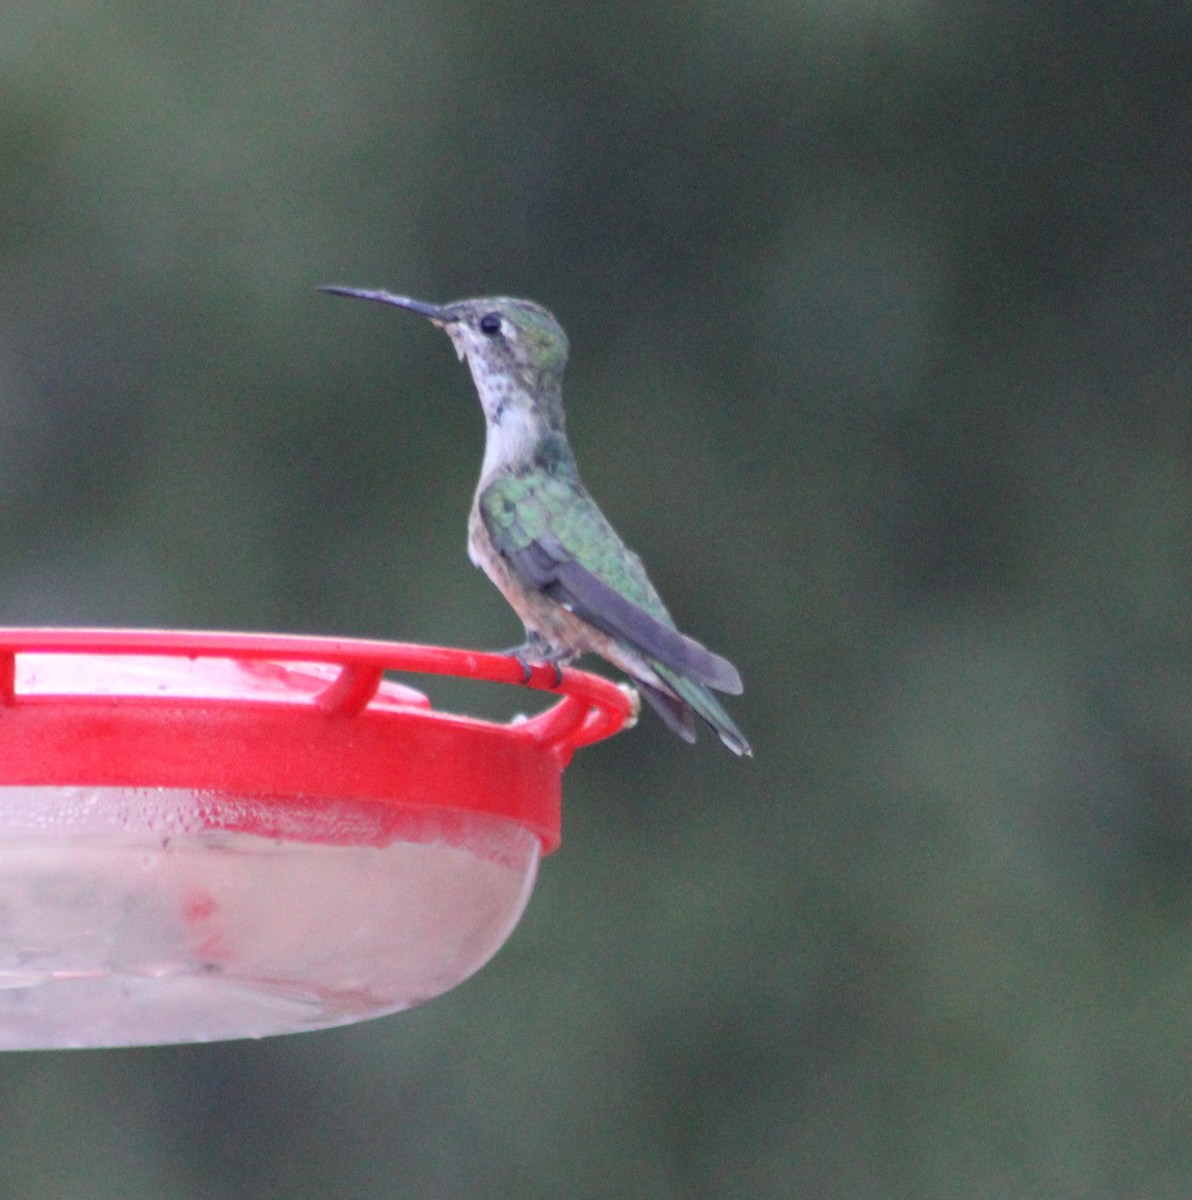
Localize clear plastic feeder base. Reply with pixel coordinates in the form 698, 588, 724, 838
0, 789, 538, 1048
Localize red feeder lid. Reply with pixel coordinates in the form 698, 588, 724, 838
0, 628, 637, 854
0, 629, 637, 1048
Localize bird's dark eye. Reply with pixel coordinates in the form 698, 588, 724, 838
478, 312, 502, 336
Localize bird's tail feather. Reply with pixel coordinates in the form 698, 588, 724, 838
639, 681, 697, 744
650, 666, 752, 757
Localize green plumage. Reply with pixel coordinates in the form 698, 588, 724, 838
480, 455, 669, 622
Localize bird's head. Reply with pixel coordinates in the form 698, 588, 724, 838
320, 288, 570, 432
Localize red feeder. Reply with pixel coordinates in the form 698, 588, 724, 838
0, 629, 635, 1049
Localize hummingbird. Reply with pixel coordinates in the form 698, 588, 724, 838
320, 286, 751, 756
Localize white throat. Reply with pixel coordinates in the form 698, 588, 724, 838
455, 341, 540, 479
480, 401, 538, 479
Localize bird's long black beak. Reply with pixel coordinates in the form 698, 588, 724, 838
318, 286, 453, 323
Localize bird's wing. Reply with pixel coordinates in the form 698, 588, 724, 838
479, 472, 743, 695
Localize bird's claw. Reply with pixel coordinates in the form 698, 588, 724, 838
504, 640, 566, 688
508, 649, 533, 684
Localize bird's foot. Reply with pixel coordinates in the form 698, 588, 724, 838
503, 636, 569, 688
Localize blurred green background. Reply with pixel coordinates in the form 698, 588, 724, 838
2, 1, 1192, 1195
